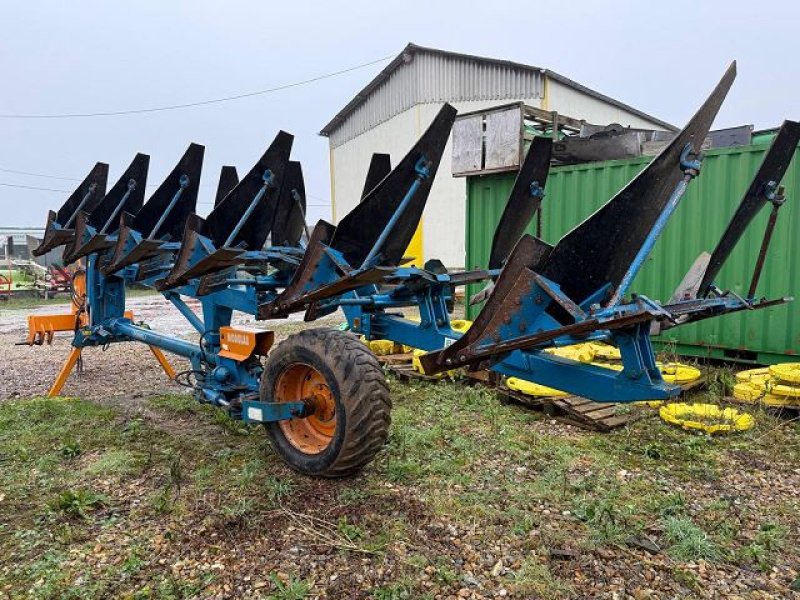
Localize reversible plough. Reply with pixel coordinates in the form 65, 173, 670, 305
23, 62, 800, 476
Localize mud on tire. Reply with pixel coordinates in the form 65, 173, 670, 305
260, 328, 391, 477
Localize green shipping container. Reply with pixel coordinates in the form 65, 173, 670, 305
465, 142, 800, 364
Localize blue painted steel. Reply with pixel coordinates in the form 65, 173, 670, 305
609, 145, 702, 306
64, 189, 95, 228
86, 255, 126, 326
109, 318, 205, 362
242, 399, 307, 423
100, 179, 138, 234
164, 292, 205, 333
223, 170, 274, 247
148, 174, 190, 238
360, 156, 430, 268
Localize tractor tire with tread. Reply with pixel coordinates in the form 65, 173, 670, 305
260, 328, 391, 477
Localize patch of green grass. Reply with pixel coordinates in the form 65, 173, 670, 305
84, 448, 141, 477
267, 573, 312, 600
1, 364, 799, 598
661, 515, 719, 561
264, 475, 295, 506
60, 439, 83, 459
371, 581, 414, 600
336, 516, 364, 541
337, 486, 371, 505
572, 485, 639, 545
508, 555, 574, 598
148, 393, 199, 414
49, 488, 107, 520
739, 522, 787, 571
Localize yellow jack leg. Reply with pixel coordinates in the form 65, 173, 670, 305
48, 347, 82, 397
149, 346, 176, 380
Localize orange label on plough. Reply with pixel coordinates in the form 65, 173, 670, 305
218, 326, 274, 362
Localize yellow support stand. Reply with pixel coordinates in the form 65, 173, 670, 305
48, 347, 83, 397
47, 345, 175, 397
149, 346, 177, 380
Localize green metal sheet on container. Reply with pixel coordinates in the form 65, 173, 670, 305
465, 141, 800, 363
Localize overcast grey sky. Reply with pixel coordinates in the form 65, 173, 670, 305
1, 0, 797, 228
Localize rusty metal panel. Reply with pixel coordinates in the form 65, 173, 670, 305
466, 139, 800, 362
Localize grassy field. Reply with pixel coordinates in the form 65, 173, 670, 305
0, 377, 798, 599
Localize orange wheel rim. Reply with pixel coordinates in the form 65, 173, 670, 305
275, 363, 336, 454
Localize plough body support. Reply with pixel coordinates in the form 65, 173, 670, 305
23, 65, 798, 476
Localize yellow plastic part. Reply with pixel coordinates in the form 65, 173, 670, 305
588, 342, 622, 361
768, 363, 800, 384
546, 343, 595, 363
765, 380, 800, 398
659, 402, 755, 434
735, 367, 771, 384
658, 362, 702, 385
367, 339, 396, 356
732, 382, 796, 406
411, 348, 457, 378
360, 337, 404, 356
505, 376, 569, 398
450, 319, 473, 334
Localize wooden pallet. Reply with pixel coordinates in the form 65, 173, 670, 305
377, 353, 671, 431
494, 387, 648, 431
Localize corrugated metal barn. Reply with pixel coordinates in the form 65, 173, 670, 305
320, 43, 675, 268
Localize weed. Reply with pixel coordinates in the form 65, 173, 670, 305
662, 515, 719, 560
264, 476, 295, 506
167, 451, 185, 491
50, 489, 106, 520
60, 440, 82, 459
267, 573, 311, 600
336, 516, 364, 541
222, 497, 255, 519
152, 485, 177, 514
571, 482, 639, 544
121, 547, 147, 575
337, 486, 370, 505
122, 417, 145, 440
653, 492, 687, 517
707, 367, 736, 401
672, 566, 700, 591
739, 522, 786, 571
371, 582, 413, 599
212, 408, 251, 435
509, 511, 539, 536
509, 555, 573, 597
85, 449, 139, 476
235, 458, 263, 488
433, 563, 459, 586
154, 573, 207, 599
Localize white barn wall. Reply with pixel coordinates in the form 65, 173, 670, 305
545, 79, 665, 129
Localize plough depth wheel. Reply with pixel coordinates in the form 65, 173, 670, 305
261, 328, 391, 477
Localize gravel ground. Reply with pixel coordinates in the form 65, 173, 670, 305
0, 294, 339, 402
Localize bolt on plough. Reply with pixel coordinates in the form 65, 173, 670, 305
23, 62, 800, 476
